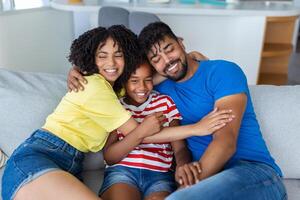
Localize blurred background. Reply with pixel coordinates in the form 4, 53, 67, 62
0, 0, 299, 84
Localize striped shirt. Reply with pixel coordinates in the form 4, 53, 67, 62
111, 92, 182, 172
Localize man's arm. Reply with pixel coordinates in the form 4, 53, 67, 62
197, 93, 247, 181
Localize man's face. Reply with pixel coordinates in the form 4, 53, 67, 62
147, 36, 188, 81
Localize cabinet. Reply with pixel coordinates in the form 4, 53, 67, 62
258, 16, 298, 85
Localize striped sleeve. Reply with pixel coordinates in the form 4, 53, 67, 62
163, 95, 182, 123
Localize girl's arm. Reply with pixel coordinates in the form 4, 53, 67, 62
143, 108, 235, 143
103, 113, 165, 165
103, 130, 140, 165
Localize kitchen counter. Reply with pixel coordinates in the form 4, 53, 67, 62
51, 0, 300, 84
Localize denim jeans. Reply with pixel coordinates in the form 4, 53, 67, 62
99, 165, 176, 198
166, 160, 287, 200
1, 129, 84, 200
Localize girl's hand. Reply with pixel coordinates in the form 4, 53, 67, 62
67, 65, 87, 92
139, 112, 166, 138
192, 108, 235, 136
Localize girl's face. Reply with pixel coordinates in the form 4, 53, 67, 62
95, 37, 125, 85
125, 63, 153, 106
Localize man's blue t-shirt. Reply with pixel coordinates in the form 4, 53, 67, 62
155, 60, 282, 176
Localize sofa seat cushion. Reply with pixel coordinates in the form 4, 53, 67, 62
82, 170, 104, 195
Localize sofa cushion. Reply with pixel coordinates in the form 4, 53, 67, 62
0, 69, 105, 170
284, 179, 300, 200
0, 69, 67, 156
249, 85, 300, 179
81, 170, 104, 194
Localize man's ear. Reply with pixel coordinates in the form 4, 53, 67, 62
177, 37, 186, 50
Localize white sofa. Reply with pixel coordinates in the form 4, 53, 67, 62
0, 68, 300, 199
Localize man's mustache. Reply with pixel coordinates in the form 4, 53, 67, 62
163, 59, 179, 73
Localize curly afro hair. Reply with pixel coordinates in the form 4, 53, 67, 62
138, 22, 178, 56
68, 25, 142, 93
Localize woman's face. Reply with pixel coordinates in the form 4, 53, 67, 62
95, 37, 125, 84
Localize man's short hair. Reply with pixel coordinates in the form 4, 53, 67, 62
138, 22, 178, 55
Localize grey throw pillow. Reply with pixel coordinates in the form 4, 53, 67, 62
0, 149, 8, 169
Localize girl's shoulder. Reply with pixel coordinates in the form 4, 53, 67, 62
150, 91, 175, 104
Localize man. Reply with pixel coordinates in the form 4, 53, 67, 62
138, 22, 286, 200
68, 22, 286, 199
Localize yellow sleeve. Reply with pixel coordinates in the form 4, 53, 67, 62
80, 76, 131, 132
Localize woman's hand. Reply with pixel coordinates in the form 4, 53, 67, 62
67, 66, 87, 92
192, 108, 235, 136
139, 112, 166, 138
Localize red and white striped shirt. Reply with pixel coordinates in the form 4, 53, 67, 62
110, 92, 182, 172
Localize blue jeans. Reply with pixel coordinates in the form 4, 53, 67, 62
166, 160, 287, 200
99, 165, 176, 198
1, 129, 84, 200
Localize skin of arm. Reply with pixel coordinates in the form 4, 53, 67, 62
103, 119, 151, 165
142, 123, 202, 143
197, 93, 247, 181
103, 113, 166, 165
142, 108, 234, 144
104, 119, 192, 167
169, 120, 192, 168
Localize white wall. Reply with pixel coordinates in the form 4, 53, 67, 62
0, 7, 74, 74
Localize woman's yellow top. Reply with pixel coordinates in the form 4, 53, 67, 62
43, 74, 131, 152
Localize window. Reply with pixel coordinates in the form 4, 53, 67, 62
1, 0, 50, 10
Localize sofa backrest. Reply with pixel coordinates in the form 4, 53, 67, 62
249, 85, 300, 179
0, 69, 105, 171
0, 69, 299, 179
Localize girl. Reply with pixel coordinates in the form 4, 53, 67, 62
99, 60, 235, 200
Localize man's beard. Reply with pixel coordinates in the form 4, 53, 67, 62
165, 57, 188, 81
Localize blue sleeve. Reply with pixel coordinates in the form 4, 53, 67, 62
154, 79, 173, 94
207, 61, 248, 101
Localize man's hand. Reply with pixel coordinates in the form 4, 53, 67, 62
175, 161, 202, 188
67, 66, 87, 92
